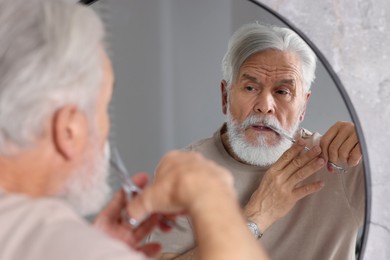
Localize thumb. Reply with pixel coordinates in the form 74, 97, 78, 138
125, 186, 158, 225
131, 172, 150, 189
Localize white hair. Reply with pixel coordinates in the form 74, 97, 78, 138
0, 0, 105, 154
222, 23, 317, 93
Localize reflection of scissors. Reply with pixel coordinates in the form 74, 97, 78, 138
109, 145, 186, 231
265, 124, 347, 174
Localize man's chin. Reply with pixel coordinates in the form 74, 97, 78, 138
235, 146, 280, 166
229, 136, 293, 167
243, 135, 278, 148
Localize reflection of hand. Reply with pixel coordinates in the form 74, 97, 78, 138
320, 121, 362, 172
244, 140, 325, 232
93, 173, 161, 258
126, 150, 236, 225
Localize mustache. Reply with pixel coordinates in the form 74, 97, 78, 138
240, 115, 283, 132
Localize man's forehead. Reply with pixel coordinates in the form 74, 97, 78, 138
243, 50, 301, 67
237, 50, 303, 81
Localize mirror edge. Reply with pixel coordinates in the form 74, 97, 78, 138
248, 1, 371, 259
79, 0, 99, 6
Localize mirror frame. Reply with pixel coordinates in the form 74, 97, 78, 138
79, 0, 99, 6
249, 0, 371, 259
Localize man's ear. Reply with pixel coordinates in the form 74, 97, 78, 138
299, 91, 311, 122
51, 106, 89, 160
221, 80, 228, 115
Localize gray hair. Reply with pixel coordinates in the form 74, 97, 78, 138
222, 23, 317, 92
0, 0, 105, 154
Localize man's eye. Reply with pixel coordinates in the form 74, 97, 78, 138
276, 89, 290, 95
244, 86, 256, 91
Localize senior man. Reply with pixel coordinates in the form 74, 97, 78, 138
150, 23, 365, 260
0, 1, 272, 259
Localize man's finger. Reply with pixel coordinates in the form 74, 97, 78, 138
272, 139, 309, 171
292, 181, 325, 201
132, 214, 160, 242
320, 125, 339, 162
125, 187, 155, 223
338, 134, 359, 164
347, 143, 362, 167
327, 128, 352, 164
287, 157, 325, 186
126, 183, 178, 225
281, 145, 322, 181
131, 172, 150, 189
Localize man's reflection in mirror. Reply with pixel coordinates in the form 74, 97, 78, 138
149, 23, 365, 260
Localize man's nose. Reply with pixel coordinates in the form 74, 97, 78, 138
253, 93, 275, 114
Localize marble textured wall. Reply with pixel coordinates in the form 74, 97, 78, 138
258, 0, 390, 259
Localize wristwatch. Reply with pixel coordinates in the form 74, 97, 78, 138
247, 220, 263, 239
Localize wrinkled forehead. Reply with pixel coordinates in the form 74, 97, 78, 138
237, 49, 303, 82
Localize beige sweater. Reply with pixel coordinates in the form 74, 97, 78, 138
0, 193, 149, 260
149, 125, 365, 260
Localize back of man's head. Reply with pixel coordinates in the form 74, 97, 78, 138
221, 23, 317, 93
0, 0, 104, 154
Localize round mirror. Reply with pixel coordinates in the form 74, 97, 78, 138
90, 0, 369, 259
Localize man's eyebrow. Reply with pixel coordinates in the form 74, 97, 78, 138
277, 79, 296, 86
241, 74, 260, 84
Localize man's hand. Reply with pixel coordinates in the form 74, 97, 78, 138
94, 151, 269, 260
94, 151, 236, 258
320, 121, 361, 172
131, 151, 268, 260
126, 151, 236, 221
93, 173, 162, 258
244, 139, 325, 232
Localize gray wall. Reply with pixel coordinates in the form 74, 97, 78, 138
103, 0, 351, 176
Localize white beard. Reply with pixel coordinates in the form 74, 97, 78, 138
226, 110, 300, 167
60, 142, 111, 216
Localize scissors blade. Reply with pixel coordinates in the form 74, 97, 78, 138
110, 146, 142, 194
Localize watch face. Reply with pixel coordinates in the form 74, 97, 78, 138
247, 221, 262, 239
248, 224, 256, 233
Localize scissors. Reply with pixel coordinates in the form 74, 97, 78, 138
109, 145, 186, 231
265, 124, 347, 174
